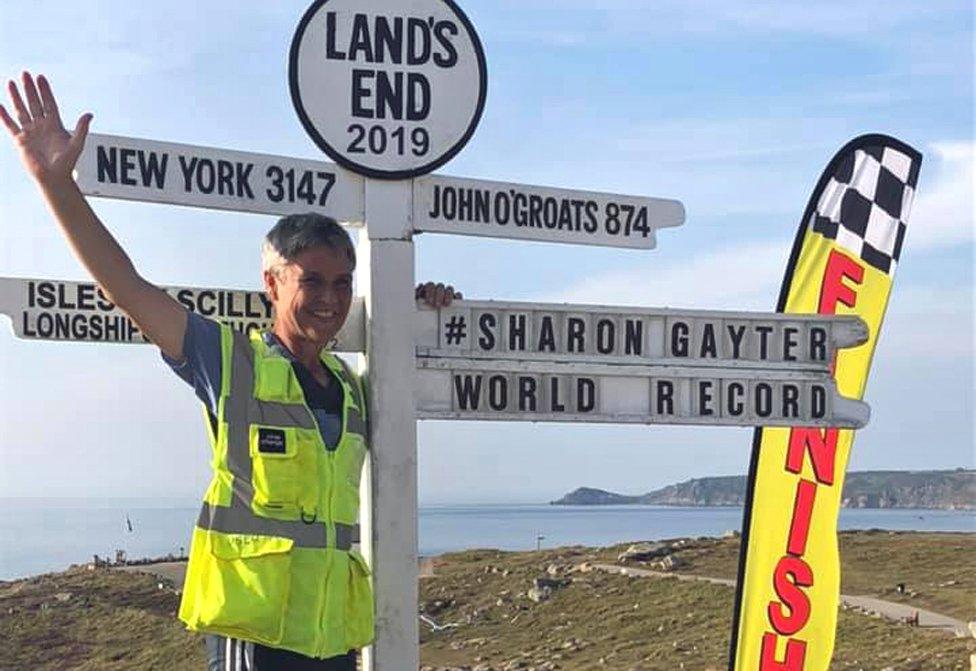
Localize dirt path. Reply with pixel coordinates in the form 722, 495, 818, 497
116, 558, 969, 637
118, 556, 440, 581
116, 561, 188, 585
592, 563, 970, 637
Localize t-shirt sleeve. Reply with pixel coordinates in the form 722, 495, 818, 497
162, 312, 223, 415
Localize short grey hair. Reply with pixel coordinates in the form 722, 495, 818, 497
261, 213, 356, 275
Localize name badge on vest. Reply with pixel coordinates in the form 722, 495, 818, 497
257, 428, 287, 454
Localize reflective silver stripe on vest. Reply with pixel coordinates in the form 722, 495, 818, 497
253, 402, 317, 431
196, 502, 359, 551
224, 330, 257, 507
345, 406, 367, 437
332, 358, 368, 439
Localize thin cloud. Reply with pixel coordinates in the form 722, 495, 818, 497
908, 141, 975, 251
491, 0, 968, 43
881, 287, 974, 361
540, 239, 787, 311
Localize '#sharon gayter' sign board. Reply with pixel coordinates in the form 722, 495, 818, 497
415, 300, 867, 371
0, 277, 366, 352
75, 134, 366, 223
289, 0, 487, 178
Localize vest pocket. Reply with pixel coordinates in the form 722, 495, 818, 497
249, 425, 301, 519
344, 550, 375, 649
196, 532, 294, 644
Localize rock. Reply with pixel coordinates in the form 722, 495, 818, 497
617, 542, 672, 563
53, 592, 72, 603
572, 562, 593, 573
546, 564, 560, 576
654, 555, 687, 572
527, 586, 551, 603
534, 576, 570, 590
420, 599, 453, 616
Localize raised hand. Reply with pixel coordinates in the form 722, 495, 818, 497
0, 72, 92, 183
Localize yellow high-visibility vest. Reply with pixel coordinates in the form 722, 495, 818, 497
178, 325, 373, 658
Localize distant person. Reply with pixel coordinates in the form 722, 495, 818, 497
2, 71, 459, 671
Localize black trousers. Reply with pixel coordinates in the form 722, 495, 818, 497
205, 635, 356, 671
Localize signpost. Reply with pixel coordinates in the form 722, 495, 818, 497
0, 2, 882, 670
289, 0, 488, 179
414, 300, 870, 428
416, 300, 867, 370
413, 175, 685, 249
75, 134, 366, 222
0, 276, 366, 350
416, 359, 865, 427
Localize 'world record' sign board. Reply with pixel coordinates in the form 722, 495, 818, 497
0, 277, 366, 352
74, 134, 366, 223
414, 359, 868, 428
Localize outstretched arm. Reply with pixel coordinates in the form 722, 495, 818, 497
1, 72, 187, 360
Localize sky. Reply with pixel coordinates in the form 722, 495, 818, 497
0, 1, 972, 504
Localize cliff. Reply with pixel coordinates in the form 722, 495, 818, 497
552, 469, 975, 509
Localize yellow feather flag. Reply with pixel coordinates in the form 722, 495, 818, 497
729, 135, 922, 670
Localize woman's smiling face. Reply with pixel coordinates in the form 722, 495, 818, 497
264, 245, 353, 348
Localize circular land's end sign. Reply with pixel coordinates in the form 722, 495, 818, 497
290, 0, 487, 180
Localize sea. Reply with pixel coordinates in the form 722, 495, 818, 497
1, 498, 972, 581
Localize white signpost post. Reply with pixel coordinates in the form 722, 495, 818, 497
0, 2, 878, 670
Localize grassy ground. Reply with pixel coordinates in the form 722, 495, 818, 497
591, 531, 976, 621
1, 532, 971, 670
0, 568, 206, 671
419, 541, 975, 670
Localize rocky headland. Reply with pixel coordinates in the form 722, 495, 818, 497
553, 469, 976, 510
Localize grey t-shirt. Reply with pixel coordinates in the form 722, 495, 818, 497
163, 312, 343, 447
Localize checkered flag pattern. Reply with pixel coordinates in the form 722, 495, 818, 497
810, 143, 921, 274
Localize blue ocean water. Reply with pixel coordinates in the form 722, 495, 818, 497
1, 498, 972, 581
